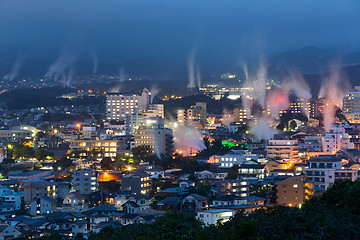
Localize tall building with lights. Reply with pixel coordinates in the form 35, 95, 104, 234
134, 125, 173, 157
106, 88, 150, 121
343, 86, 360, 122
176, 102, 207, 129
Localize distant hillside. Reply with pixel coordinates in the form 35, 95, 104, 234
269, 46, 360, 74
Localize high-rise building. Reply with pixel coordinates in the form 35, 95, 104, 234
143, 104, 164, 119
134, 125, 174, 157
125, 113, 145, 135
106, 88, 150, 120
176, 102, 207, 129
343, 86, 360, 122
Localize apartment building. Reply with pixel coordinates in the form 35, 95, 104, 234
276, 175, 313, 208
71, 170, 99, 195
134, 125, 173, 157
267, 139, 299, 161
305, 156, 358, 191
106, 88, 150, 120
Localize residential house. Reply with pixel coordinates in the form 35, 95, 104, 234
0, 223, 21, 240
197, 209, 235, 226
183, 194, 209, 211
197, 169, 228, 180
29, 196, 57, 216
62, 192, 89, 212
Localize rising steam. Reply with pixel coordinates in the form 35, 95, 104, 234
187, 48, 197, 90
3, 55, 26, 81
196, 68, 201, 88
249, 117, 279, 140
319, 69, 351, 131
173, 126, 205, 156
45, 48, 77, 85
119, 65, 126, 82
150, 85, 160, 104
90, 50, 98, 75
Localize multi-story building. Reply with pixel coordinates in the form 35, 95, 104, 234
142, 104, 164, 119
106, 88, 150, 120
267, 140, 299, 161
305, 156, 358, 192
69, 138, 128, 158
343, 86, 360, 122
23, 181, 57, 202
125, 113, 145, 135
213, 179, 249, 197
134, 125, 173, 157
121, 173, 151, 195
177, 109, 186, 126
233, 106, 248, 123
218, 150, 259, 168
71, 170, 99, 195
286, 98, 318, 118
322, 123, 354, 153
177, 102, 207, 129
276, 175, 313, 208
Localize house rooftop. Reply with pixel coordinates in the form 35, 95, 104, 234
92, 204, 117, 212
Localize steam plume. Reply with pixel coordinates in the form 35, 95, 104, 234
45, 49, 77, 83
187, 48, 197, 90
150, 85, 160, 104
266, 85, 290, 118
319, 69, 351, 131
196, 68, 201, 88
90, 50, 98, 75
3, 55, 26, 81
221, 109, 233, 127
249, 117, 279, 140
173, 126, 205, 156
119, 65, 126, 82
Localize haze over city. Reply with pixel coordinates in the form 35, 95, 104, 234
0, 1, 359, 240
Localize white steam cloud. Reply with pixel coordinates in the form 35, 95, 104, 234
173, 126, 205, 156
3, 55, 26, 81
249, 117, 279, 140
90, 50, 98, 75
150, 85, 160, 104
319, 69, 351, 131
45, 49, 77, 85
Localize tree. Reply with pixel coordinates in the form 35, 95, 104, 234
101, 157, 113, 171
227, 164, 239, 179
53, 156, 73, 170
132, 145, 152, 162
2, 158, 15, 164
35, 148, 54, 160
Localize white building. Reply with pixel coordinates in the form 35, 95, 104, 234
106, 88, 150, 120
143, 104, 164, 119
71, 170, 99, 194
134, 125, 173, 157
125, 113, 145, 135
343, 86, 360, 122
197, 209, 235, 226
305, 156, 358, 191
218, 150, 259, 168
322, 123, 354, 153
267, 139, 299, 161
